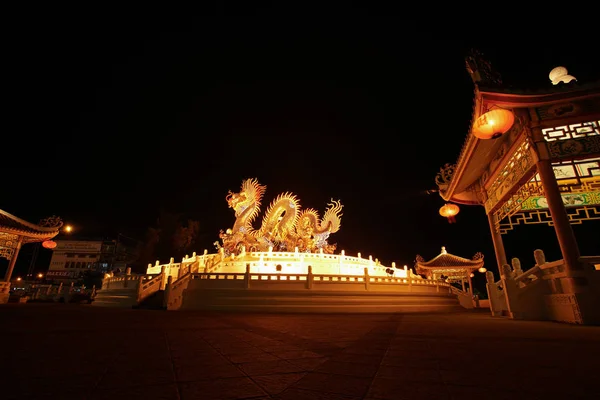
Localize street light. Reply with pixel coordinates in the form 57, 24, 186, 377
64, 225, 73, 233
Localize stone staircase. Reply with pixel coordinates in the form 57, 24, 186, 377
179, 289, 465, 313
134, 290, 165, 310
92, 288, 139, 308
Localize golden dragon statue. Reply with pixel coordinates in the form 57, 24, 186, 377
217, 178, 343, 255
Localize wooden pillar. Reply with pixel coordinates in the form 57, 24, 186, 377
536, 159, 581, 271
487, 212, 508, 269
461, 277, 466, 292
528, 120, 582, 272
4, 236, 24, 282
467, 272, 474, 297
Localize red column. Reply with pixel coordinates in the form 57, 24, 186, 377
487, 212, 508, 270
467, 272, 474, 297
535, 159, 582, 271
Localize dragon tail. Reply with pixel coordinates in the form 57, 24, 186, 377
320, 199, 343, 233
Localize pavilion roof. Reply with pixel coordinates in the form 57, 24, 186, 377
436, 50, 600, 205
415, 247, 484, 270
0, 209, 62, 243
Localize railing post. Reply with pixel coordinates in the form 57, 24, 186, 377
136, 276, 144, 302
364, 267, 370, 291
511, 257, 523, 278
163, 275, 173, 309
245, 264, 251, 289
408, 269, 413, 292
307, 265, 313, 289
158, 264, 165, 290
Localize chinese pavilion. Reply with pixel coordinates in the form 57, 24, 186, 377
434, 49, 600, 324
415, 246, 484, 296
0, 210, 62, 303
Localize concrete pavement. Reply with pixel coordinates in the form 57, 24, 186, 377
1, 304, 599, 399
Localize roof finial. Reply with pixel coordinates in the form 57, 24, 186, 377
441, 246, 447, 254
549, 66, 576, 85
465, 48, 502, 87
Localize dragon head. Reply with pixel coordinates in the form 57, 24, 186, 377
226, 190, 247, 211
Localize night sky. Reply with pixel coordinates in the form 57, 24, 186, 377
4, 14, 599, 282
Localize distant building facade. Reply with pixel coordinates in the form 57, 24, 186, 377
46, 240, 115, 281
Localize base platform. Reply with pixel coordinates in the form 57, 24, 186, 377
179, 288, 463, 313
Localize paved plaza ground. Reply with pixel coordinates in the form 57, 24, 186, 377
1, 304, 599, 399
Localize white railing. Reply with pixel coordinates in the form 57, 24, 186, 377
485, 250, 600, 323
102, 274, 140, 290
164, 271, 192, 310
136, 274, 164, 303
188, 268, 450, 293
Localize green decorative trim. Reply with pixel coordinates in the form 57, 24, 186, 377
520, 191, 600, 211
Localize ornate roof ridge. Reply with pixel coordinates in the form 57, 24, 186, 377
415, 246, 484, 268
0, 209, 62, 232
478, 78, 600, 96
439, 55, 600, 202
0, 209, 62, 242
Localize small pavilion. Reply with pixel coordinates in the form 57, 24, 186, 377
0, 209, 62, 303
415, 246, 484, 296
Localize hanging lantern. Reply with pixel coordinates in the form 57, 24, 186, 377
42, 240, 57, 249
472, 109, 515, 140
478, 267, 487, 273
439, 203, 460, 223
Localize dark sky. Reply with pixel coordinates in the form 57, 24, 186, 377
4, 14, 599, 280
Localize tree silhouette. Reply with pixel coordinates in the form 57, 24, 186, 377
137, 210, 201, 266
173, 219, 200, 255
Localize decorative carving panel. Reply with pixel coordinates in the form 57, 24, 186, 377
492, 158, 600, 234
536, 99, 600, 121
543, 120, 600, 160
484, 140, 536, 214
0, 232, 19, 260
497, 206, 600, 234
553, 157, 600, 192
547, 136, 600, 159
542, 120, 599, 142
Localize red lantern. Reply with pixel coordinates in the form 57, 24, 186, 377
439, 203, 460, 223
42, 240, 57, 249
472, 109, 515, 140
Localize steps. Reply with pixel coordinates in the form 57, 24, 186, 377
134, 290, 165, 310
92, 288, 138, 308
180, 289, 465, 313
